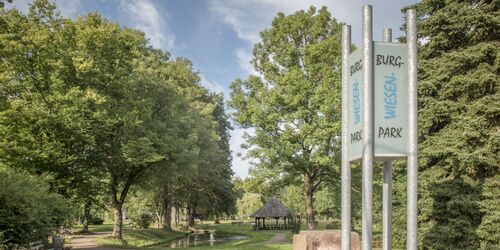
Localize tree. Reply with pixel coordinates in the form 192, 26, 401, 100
0, 0, 109, 234
185, 93, 235, 226
391, 1, 499, 248
236, 193, 263, 219
280, 185, 306, 216
229, 6, 342, 229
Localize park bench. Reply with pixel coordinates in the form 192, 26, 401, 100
29, 241, 44, 250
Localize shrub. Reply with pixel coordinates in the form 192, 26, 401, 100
90, 218, 104, 225
134, 213, 153, 229
0, 169, 73, 248
325, 221, 339, 229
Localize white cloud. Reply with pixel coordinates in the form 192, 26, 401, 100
119, 0, 175, 50
209, 0, 332, 45
230, 127, 255, 178
199, 74, 228, 97
236, 48, 258, 76
55, 0, 83, 18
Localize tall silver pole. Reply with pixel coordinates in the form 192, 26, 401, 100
406, 9, 418, 250
362, 5, 374, 250
382, 28, 393, 250
341, 24, 352, 250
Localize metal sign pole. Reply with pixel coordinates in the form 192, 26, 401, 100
382, 28, 393, 250
362, 5, 374, 250
406, 9, 418, 250
341, 24, 352, 250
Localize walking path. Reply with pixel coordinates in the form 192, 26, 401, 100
265, 233, 288, 244
67, 232, 113, 249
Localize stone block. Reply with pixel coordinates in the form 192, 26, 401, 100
292, 230, 360, 250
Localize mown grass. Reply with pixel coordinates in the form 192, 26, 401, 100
74, 223, 115, 234
71, 222, 187, 248
96, 228, 187, 248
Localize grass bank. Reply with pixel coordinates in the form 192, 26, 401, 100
96, 229, 187, 248
72, 222, 188, 248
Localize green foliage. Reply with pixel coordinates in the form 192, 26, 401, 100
0, 168, 73, 247
236, 193, 263, 219
134, 213, 154, 229
229, 6, 343, 229
280, 185, 305, 215
477, 174, 500, 249
89, 218, 104, 225
391, 0, 500, 248
313, 186, 338, 220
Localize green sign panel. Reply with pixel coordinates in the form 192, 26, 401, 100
349, 42, 408, 161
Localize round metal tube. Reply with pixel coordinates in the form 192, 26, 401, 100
383, 161, 393, 250
362, 5, 374, 250
383, 28, 392, 43
341, 24, 352, 250
382, 28, 393, 250
406, 9, 418, 250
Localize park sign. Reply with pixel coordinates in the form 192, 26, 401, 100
341, 7, 418, 250
348, 42, 408, 161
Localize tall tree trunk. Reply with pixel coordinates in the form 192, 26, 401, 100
303, 173, 316, 229
188, 204, 196, 227
162, 194, 172, 231
175, 207, 179, 226
112, 202, 123, 239
82, 200, 91, 233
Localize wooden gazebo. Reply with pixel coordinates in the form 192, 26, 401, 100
251, 197, 292, 230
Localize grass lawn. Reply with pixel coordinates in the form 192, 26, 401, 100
73, 223, 115, 234
72, 222, 188, 248
96, 228, 188, 248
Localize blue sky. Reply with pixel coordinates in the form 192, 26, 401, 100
9, 0, 418, 178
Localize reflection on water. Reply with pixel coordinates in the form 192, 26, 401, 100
168, 232, 247, 248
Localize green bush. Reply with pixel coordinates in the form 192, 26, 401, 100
90, 218, 104, 225
0, 169, 73, 248
134, 213, 153, 229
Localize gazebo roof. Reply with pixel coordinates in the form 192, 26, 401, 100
251, 197, 292, 218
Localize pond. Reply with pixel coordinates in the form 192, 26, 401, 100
167, 231, 247, 248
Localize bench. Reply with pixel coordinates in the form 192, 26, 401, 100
231, 221, 243, 226
29, 241, 44, 250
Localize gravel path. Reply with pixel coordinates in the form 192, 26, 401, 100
67, 232, 114, 249
265, 234, 288, 244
